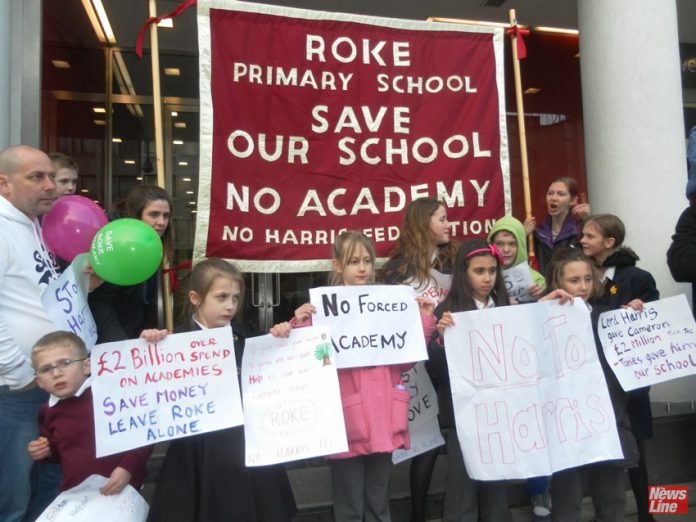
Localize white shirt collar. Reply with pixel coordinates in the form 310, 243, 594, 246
193, 315, 209, 330
48, 376, 92, 407
474, 296, 496, 310
601, 266, 616, 282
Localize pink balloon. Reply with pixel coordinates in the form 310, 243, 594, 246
42, 195, 109, 262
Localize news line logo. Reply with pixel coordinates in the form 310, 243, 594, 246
648, 485, 688, 515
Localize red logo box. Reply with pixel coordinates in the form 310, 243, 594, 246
648, 486, 688, 514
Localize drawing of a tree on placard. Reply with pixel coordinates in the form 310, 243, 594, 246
315, 334, 332, 366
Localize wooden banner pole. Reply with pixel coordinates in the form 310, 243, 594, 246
508, 9, 537, 265
148, 0, 174, 333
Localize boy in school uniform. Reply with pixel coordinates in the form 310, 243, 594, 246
27, 331, 152, 494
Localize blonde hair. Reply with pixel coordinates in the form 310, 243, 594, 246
31, 331, 88, 368
329, 231, 376, 286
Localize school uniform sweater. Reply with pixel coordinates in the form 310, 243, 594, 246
38, 384, 152, 491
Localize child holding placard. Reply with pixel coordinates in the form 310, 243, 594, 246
271, 230, 436, 522
147, 258, 296, 522
580, 214, 659, 522
430, 239, 512, 522
541, 247, 640, 521
488, 215, 546, 302
27, 331, 152, 495
381, 197, 457, 522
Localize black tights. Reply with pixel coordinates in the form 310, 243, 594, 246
629, 439, 656, 522
409, 447, 440, 522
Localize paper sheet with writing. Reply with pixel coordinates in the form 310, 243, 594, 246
37, 475, 148, 522
598, 294, 696, 390
309, 285, 427, 369
91, 328, 243, 457
242, 326, 347, 465
392, 362, 444, 464
41, 253, 97, 349
502, 263, 533, 303
444, 300, 623, 480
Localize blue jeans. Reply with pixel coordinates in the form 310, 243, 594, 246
527, 475, 549, 496
0, 385, 62, 522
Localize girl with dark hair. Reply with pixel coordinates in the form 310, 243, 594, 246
125, 185, 174, 258
430, 239, 512, 522
380, 198, 458, 522
88, 185, 173, 342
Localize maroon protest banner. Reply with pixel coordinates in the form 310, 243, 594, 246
196, 0, 510, 271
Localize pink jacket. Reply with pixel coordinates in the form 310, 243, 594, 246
291, 311, 436, 459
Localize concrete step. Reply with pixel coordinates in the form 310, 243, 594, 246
142, 454, 696, 521
288, 459, 696, 522
142, 412, 696, 521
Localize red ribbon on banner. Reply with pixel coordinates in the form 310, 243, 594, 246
506, 25, 530, 60
163, 259, 192, 293
135, 0, 197, 58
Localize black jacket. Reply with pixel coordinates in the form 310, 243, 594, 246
667, 205, 696, 319
147, 318, 297, 522
597, 247, 659, 310
589, 304, 639, 468
88, 272, 160, 343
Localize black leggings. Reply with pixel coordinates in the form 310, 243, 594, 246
409, 447, 439, 522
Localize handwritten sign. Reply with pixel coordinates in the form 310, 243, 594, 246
598, 295, 696, 390
242, 326, 347, 465
37, 475, 148, 522
309, 285, 428, 369
502, 263, 533, 303
41, 254, 97, 349
444, 300, 623, 480
410, 270, 452, 304
392, 362, 444, 464
91, 328, 243, 457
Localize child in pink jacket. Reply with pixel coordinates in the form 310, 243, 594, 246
271, 231, 435, 521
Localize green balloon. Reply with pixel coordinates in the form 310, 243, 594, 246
89, 218, 164, 286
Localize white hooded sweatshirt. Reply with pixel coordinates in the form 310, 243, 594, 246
0, 196, 59, 389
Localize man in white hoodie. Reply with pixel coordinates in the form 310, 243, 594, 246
0, 145, 62, 521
